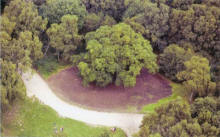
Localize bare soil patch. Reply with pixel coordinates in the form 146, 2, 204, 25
47, 67, 171, 112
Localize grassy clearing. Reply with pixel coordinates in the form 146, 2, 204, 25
140, 82, 184, 113
34, 55, 70, 79
2, 98, 126, 137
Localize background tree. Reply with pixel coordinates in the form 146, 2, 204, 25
39, 0, 87, 28
169, 4, 220, 62
159, 44, 193, 81
177, 56, 216, 101
47, 15, 82, 61
124, 1, 170, 51
78, 23, 158, 87
82, 13, 116, 33
81, 0, 126, 21
1, 60, 26, 111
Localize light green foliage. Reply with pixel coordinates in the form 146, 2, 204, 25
191, 97, 220, 136
1, 29, 43, 71
1, 0, 46, 71
81, 0, 126, 21
124, 1, 170, 51
159, 44, 193, 81
177, 56, 216, 98
169, 4, 220, 61
78, 23, 158, 87
138, 97, 220, 137
47, 15, 81, 61
39, 0, 87, 28
1, 60, 26, 111
3, 0, 47, 35
2, 98, 126, 137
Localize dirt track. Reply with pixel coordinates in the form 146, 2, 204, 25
48, 67, 171, 112
22, 72, 144, 137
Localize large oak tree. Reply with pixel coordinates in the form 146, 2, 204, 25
78, 23, 158, 87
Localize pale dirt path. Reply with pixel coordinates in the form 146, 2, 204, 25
22, 72, 144, 137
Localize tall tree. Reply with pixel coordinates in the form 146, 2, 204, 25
78, 23, 158, 87
1, 60, 26, 111
1, 0, 47, 71
177, 56, 216, 100
3, 0, 47, 36
47, 15, 82, 61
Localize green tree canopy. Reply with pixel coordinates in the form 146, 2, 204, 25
124, 1, 170, 51
169, 4, 220, 62
1, 0, 46, 71
77, 23, 158, 87
39, 0, 87, 28
3, 0, 47, 36
138, 97, 220, 137
1, 60, 26, 111
159, 44, 193, 81
177, 56, 216, 100
47, 15, 82, 61
81, 0, 126, 21
82, 13, 116, 33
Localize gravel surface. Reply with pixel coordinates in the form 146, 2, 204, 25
22, 72, 144, 137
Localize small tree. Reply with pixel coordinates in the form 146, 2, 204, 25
47, 15, 82, 61
159, 44, 193, 81
1, 60, 26, 111
177, 56, 216, 101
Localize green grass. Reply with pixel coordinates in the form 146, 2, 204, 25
140, 82, 184, 113
35, 55, 70, 79
2, 98, 126, 137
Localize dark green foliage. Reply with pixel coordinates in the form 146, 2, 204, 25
81, 0, 126, 21
169, 4, 220, 62
124, 1, 170, 51
78, 23, 158, 87
39, 0, 87, 28
138, 97, 220, 137
82, 13, 116, 33
1, 60, 26, 111
159, 44, 193, 81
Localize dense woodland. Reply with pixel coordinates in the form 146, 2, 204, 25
1, 0, 220, 136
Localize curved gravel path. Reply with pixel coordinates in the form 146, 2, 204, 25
22, 72, 144, 137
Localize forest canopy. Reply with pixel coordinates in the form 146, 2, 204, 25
1, 2, 219, 137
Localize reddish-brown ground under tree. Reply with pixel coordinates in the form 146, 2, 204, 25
47, 67, 172, 112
